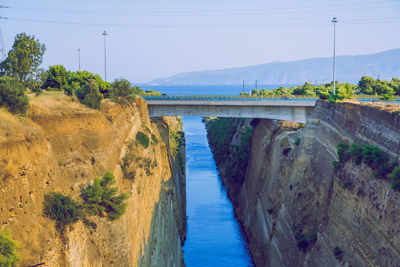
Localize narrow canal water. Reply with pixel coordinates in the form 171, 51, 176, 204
182, 117, 253, 266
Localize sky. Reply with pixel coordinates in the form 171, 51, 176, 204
0, 0, 399, 83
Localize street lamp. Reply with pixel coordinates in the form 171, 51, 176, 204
332, 17, 338, 95
78, 48, 81, 71
102, 30, 108, 82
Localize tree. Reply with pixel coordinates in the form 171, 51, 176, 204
42, 65, 69, 91
0, 77, 29, 115
67, 71, 110, 96
335, 83, 354, 100
75, 80, 103, 110
358, 76, 375, 95
0, 228, 20, 267
110, 78, 136, 104
80, 171, 129, 220
0, 33, 46, 84
43, 193, 82, 231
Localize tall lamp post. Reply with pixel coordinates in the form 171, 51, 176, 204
78, 48, 81, 71
102, 30, 108, 82
332, 17, 338, 95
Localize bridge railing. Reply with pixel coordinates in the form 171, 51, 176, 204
143, 95, 318, 101
143, 95, 400, 103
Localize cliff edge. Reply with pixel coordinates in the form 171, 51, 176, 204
206, 100, 400, 266
0, 94, 186, 266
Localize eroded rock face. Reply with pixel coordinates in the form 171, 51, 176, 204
207, 100, 400, 266
0, 96, 186, 266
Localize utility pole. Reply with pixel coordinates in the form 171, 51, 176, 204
242, 80, 245, 96
102, 30, 108, 82
78, 48, 81, 71
0, 28, 5, 62
332, 17, 338, 95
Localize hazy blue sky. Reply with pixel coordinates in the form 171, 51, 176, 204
0, 0, 399, 83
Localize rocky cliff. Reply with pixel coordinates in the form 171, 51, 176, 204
206, 100, 400, 266
0, 94, 186, 266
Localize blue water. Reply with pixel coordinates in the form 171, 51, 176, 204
182, 117, 253, 267
139, 84, 298, 96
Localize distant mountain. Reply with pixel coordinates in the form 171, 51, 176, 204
149, 49, 400, 85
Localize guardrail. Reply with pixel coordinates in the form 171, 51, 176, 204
143, 95, 400, 103
143, 95, 318, 101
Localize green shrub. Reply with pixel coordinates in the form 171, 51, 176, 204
0, 228, 20, 267
136, 131, 149, 148
80, 171, 129, 220
390, 167, 400, 191
42, 65, 68, 91
362, 144, 387, 169
349, 142, 363, 165
43, 192, 82, 230
110, 78, 136, 104
337, 142, 350, 163
0, 76, 29, 115
75, 82, 103, 110
294, 136, 300, 145
392, 110, 400, 115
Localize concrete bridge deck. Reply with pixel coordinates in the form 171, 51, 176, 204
145, 97, 316, 123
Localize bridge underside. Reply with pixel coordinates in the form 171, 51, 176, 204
148, 105, 313, 123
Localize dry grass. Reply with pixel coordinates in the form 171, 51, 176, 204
0, 108, 42, 144
342, 99, 400, 113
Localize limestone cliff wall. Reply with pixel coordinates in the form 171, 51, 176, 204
0, 95, 186, 266
207, 100, 400, 266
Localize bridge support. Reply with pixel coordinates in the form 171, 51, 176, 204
147, 102, 314, 123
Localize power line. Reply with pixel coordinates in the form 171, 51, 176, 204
2, 16, 399, 29
7, 1, 400, 17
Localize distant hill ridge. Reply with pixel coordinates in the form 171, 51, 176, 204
149, 48, 400, 85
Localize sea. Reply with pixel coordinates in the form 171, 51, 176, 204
137, 84, 298, 96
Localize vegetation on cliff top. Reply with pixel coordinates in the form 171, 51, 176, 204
245, 76, 400, 102
333, 142, 399, 191
0, 32, 162, 113
0, 228, 20, 267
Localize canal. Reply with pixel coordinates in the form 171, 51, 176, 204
182, 117, 253, 266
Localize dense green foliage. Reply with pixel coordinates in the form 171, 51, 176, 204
136, 131, 150, 148
334, 142, 399, 190
66, 71, 110, 96
206, 118, 253, 184
43, 192, 82, 230
75, 81, 103, 110
80, 171, 129, 220
0, 76, 29, 115
0, 228, 20, 267
246, 76, 399, 102
110, 78, 136, 104
42, 65, 68, 91
0, 33, 46, 84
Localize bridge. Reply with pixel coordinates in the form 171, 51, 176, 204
144, 96, 317, 123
